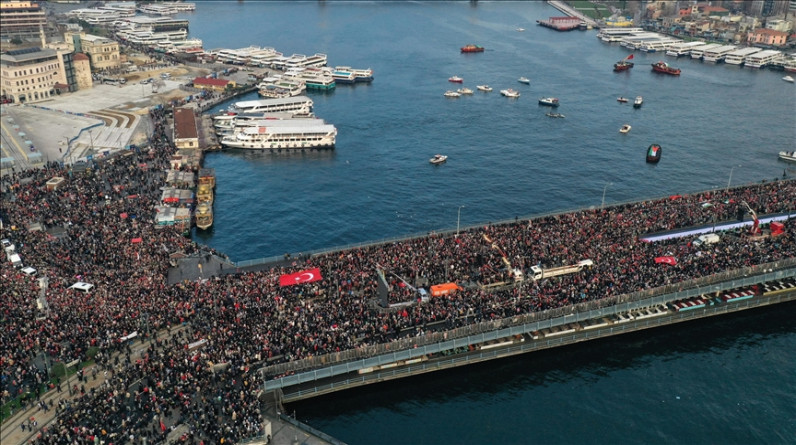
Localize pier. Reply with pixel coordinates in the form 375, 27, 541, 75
546, 0, 599, 28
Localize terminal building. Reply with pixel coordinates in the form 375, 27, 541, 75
0, 47, 65, 104
0, 1, 47, 40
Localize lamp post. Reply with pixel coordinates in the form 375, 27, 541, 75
726, 165, 741, 192
601, 182, 613, 209
456, 205, 466, 237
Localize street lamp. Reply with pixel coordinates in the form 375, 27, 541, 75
601, 182, 613, 209
726, 165, 741, 192
456, 205, 466, 237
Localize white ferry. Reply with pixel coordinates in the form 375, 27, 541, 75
228, 96, 314, 115
333, 66, 374, 83
220, 123, 337, 150
274, 53, 328, 70
724, 47, 761, 65
283, 68, 336, 90
689, 43, 722, 60
331, 70, 356, 84
618, 33, 662, 49
703, 45, 737, 63
638, 38, 683, 53
257, 77, 306, 98
596, 27, 645, 43
665, 41, 706, 57
215, 115, 322, 136
743, 50, 783, 69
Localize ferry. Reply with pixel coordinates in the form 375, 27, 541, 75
461, 44, 485, 53
228, 96, 314, 115
596, 27, 645, 43
257, 77, 307, 98
195, 203, 213, 230
331, 70, 356, 84
702, 45, 737, 63
538, 97, 560, 107
500, 89, 520, 98
689, 43, 722, 60
220, 123, 337, 150
724, 47, 761, 65
638, 38, 683, 53
744, 50, 783, 69
274, 53, 328, 71
651, 61, 681, 75
214, 114, 320, 136
633, 96, 643, 108
283, 69, 336, 91
646, 144, 662, 163
665, 41, 707, 57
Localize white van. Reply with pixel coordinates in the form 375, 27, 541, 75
69, 282, 94, 293
21, 266, 37, 276
693, 233, 720, 247
8, 253, 22, 268
2, 238, 14, 255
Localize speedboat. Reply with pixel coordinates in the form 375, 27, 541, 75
620, 124, 632, 134
617, 97, 628, 103
448, 75, 464, 83
633, 96, 643, 108
545, 112, 565, 118
443, 90, 461, 98
500, 89, 520, 98
457, 87, 474, 95
430, 154, 448, 165
783, 76, 795, 83
538, 97, 559, 107
476, 85, 493, 92
779, 151, 796, 162
516, 27, 525, 32
518, 77, 531, 84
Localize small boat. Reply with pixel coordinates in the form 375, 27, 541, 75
457, 87, 474, 95
545, 112, 565, 118
779, 151, 796, 162
500, 88, 520, 98
783, 76, 795, 83
538, 97, 559, 107
646, 144, 662, 163
619, 124, 631, 134
633, 96, 643, 108
443, 90, 461, 98
617, 97, 628, 103
195, 203, 213, 230
461, 44, 485, 53
518, 77, 531, 84
516, 27, 525, 32
651, 61, 681, 75
430, 154, 448, 165
614, 54, 634, 72
476, 85, 493, 92
448, 75, 464, 83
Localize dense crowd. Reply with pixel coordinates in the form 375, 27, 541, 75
1, 104, 794, 443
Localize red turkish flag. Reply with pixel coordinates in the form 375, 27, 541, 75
279, 268, 322, 287
627, 54, 634, 60
654, 256, 677, 265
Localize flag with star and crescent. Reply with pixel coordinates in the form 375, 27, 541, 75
279, 268, 323, 287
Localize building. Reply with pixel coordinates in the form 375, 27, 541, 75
0, 47, 64, 103
748, 28, 789, 46
73, 53, 93, 90
173, 107, 199, 150
0, 1, 47, 40
65, 32, 121, 71
192, 77, 235, 92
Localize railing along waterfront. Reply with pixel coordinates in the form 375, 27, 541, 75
259, 258, 796, 387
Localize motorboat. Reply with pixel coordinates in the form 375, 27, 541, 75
633, 96, 643, 108
457, 87, 474, 95
500, 89, 520, 98
538, 97, 560, 107
646, 144, 662, 163
651, 60, 681, 75
476, 85, 493, 92
461, 44, 485, 53
448, 75, 464, 83
545, 112, 565, 118
614, 54, 635, 72
430, 154, 448, 165
617, 97, 628, 103
518, 77, 531, 84
779, 151, 796, 162
443, 90, 461, 98
783, 76, 795, 83
516, 27, 525, 32
620, 124, 632, 134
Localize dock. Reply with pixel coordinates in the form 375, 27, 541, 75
546, 0, 599, 28
537, 16, 585, 31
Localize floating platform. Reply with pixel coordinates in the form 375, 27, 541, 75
537, 16, 584, 31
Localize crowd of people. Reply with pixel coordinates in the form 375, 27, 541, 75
1, 103, 794, 443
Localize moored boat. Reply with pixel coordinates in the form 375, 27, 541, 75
779, 151, 796, 162
646, 144, 662, 163
783, 76, 795, 83
518, 77, 531, 84
538, 97, 559, 107
620, 124, 631, 134
195, 203, 213, 230
333, 66, 374, 83
476, 85, 493, 92
500, 88, 520, 98
430, 154, 448, 164
614, 54, 634, 72
617, 97, 628, 103
461, 44, 485, 53
633, 96, 643, 108
651, 60, 681, 75
444, 90, 461, 98
448, 75, 464, 83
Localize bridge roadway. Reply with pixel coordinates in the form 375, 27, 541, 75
264, 270, 796, 402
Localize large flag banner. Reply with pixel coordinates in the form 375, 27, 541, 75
654, 256, 678, 265
279, 268, 323, 287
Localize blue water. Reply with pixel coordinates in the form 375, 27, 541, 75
179, 2, 796, 443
